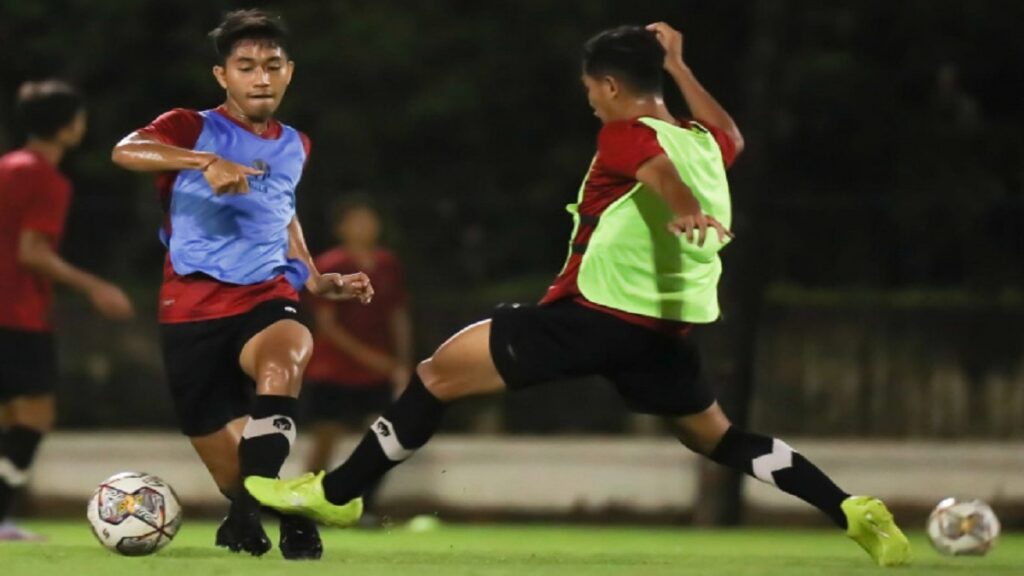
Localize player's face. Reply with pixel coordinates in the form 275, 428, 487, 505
213, 40, 294, 122
337, 207, 381, 248
582, 74, 617, 123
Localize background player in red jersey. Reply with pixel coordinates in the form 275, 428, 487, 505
111, 10, 372, 559
303, 196, 412, 521
0, 80, 134, 540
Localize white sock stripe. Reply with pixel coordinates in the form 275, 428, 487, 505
242, 415, 297, 446
751, 439, 794, 485
372, 417, 414, 462
0, 458, 29, 487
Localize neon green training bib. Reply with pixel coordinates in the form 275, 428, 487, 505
567, 117, 732, 323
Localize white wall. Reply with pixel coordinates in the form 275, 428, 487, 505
31, 433, 1024, 515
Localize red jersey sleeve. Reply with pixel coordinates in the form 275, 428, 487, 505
299, 132, 312, 164
684, 118, 738, 169
17, 165, 70, 238
596, 120, 666, 178
138, 108, 204, 149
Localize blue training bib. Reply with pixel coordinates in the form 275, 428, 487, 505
162, 110, 309, 289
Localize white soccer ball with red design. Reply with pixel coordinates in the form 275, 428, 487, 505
87, 472, 183, 556
926, 497, 1000, 556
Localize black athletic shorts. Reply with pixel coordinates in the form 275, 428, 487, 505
0, 328, 57, 402
489, 301, 714, 416
159, 298, 308, 437
303, 382, 392, 426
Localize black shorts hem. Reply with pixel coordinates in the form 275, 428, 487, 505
488, 301, 716, 416
160, 299, 310, 437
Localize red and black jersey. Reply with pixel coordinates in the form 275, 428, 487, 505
0, 149, 72, 332
539, 117, 738, 332
138, 106, 312, 323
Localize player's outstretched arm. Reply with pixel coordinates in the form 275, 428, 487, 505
18, 229, 134, 320
636, 155, 733, 247
111, 131, 262, 195
288, 216, 374, 303
111, 131, 215, 172
647, 22, 745, 156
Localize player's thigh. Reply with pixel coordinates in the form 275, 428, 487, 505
237, 302, 313, 396
608, 332, 718, 425
160, 320, 252, 437
419, 320, 506, 401
487, 302, 632, 396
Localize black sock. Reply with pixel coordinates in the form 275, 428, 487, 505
322, 375, 446, 505
708, 427, 850, 528
236, 395, 297, 514
0, 426, 44, 520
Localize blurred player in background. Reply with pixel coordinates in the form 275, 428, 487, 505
110, 9, 372, 559
0, 80, 134, 540
249, 23, 912, 567
304, 195, 412, 523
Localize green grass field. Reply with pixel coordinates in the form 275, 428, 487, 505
2, 521, 1021, 576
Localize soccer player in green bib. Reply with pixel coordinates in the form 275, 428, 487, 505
247, 23, 911, 567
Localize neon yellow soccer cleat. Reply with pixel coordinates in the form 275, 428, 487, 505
244, 472, 363, 528
842, 496, 912, 567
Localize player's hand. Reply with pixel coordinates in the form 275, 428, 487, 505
668, 212, 733, 247
646, 22, 686, 70
88, 281, 135, 320
202, 156, 263, 195
307, 272, 374, 303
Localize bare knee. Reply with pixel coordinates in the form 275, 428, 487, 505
256, 358, 302, 396
671, 402, 732, 456
243, 321, 313, 397
419, 352, 482, 402
417, 358, 452, 401
255, 339, 311, 397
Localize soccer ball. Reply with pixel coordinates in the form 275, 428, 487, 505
87, 472, 183, 556
926, 497, 1000, 556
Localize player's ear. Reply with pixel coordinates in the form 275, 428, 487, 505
212, 65, 228, 90
603, 75, 620, 99
285, 60, 295, 85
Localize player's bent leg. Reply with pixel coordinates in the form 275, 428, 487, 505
671, 403, 910, 567
238, 318, 322, 559
247, 320, 506, 527
0, 394, 53, 541
236, 319, 309, 488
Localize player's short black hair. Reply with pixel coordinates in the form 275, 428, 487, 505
209, 8, 289, 63
15, 80, 84, 140
330, 192, 379, 226
582, 25, 665, 94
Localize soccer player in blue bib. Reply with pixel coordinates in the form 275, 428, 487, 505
112, 9, 373, 559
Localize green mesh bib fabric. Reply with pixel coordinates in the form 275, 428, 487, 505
567, 117, 732, 323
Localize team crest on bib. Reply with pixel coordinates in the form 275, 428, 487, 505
252, 159, 272, 181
